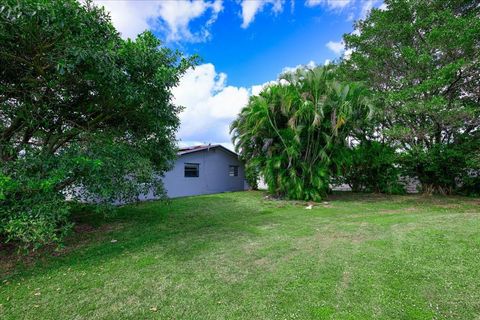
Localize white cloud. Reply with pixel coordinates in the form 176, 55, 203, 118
343, 48, 353, 60
174, 60, 332, 147
240, 0, 284, 28
250, 81, 278, 96
360, 0, 376, 18
326, 40, 345, 55
172, 64, 250, 144
250, 84, 265, 96
305, 0, 385, 22
326, 40, 354, 60
92, 0, 223, 41
358, 0, 384, 19
156, 0, 223, 42
305, 0, 352, 9
281, 60, 317, 74
251, 60, 321, 97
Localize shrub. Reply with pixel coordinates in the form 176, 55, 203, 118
401, 137, 480, 195
336, 141, 405, 194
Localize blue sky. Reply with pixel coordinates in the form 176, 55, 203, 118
174, 1, 355, 87
94, 0, 384, 149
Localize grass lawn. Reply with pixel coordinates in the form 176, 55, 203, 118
1, 191, 480, 319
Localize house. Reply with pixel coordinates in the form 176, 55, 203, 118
140, 144, 248, 199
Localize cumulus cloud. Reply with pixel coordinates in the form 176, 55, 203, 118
250, 61, 319, 97
360, 0, 376, 18
174, 60, 332, 148
93, 0, 223, 41
281, 60, 317, 74
156, 0, 223, 42
326, 40, 345, 55
250, 80, 279, 96
240, 0, 284, 28
305, 0, 352, 9
172, 64, 250, 145
326, 40, 354, 60
305, 0, 384, 22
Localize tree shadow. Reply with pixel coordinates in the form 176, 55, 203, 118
0, 192, 270, 282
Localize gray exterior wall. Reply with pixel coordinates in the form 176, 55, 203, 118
140, 147, 247, 199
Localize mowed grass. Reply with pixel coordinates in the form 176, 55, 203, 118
1, 192, 480, 319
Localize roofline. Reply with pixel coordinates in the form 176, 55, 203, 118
177, 144, 239, 158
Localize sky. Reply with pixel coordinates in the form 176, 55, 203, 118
93, 0, 385, 150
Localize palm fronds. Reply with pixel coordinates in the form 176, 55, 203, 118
231, 65, 373, 201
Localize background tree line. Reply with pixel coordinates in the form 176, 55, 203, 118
232, 0, 480, 200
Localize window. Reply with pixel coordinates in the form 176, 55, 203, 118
184, 163, 199, 177
229, 165, 239, 177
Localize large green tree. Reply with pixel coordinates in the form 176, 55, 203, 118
231, 66, 373, 201
0, 0, 196, 248
343, 0, 480, 194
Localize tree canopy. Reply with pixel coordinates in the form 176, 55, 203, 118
0, 0, 196, 248
233, 0, 479, 199
342, 0, 480, 193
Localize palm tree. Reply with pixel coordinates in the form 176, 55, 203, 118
231, 65, 373, 201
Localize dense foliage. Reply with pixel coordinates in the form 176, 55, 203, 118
231, 66, 373, 201
334, 141, 405, 194
400, 137, 480, 195
0, 0, 195, 248
233, 0, 479, 199
343, 0, 480, 194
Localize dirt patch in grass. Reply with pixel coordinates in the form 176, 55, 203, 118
295, 226, 374, 253
327, 192, 394, 202
242, 240, 263, 255
253, 257, 270, 267
339, 270, 351, 291
257, 222, 281, 231
433, 203, 466, 209
321, 231, 370, 244
379, 207, 419, 215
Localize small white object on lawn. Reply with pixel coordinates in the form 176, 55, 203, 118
110, 239, 118, 243
305, 204, 313, 210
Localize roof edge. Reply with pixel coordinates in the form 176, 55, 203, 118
177, 144, 239, 157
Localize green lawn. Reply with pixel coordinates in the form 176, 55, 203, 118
1, 191, 480, 319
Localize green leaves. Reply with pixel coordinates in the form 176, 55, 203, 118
231, 65, 372, 201
342, 0, 480, 193
0, 0, 195, 249
334, 141, 405, 194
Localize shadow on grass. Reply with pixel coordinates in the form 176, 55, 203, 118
0, 192, 269, 282
2, 191, 477, 282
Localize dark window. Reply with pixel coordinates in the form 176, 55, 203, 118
229, 165, 239, 177
184, 163, 199, 177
